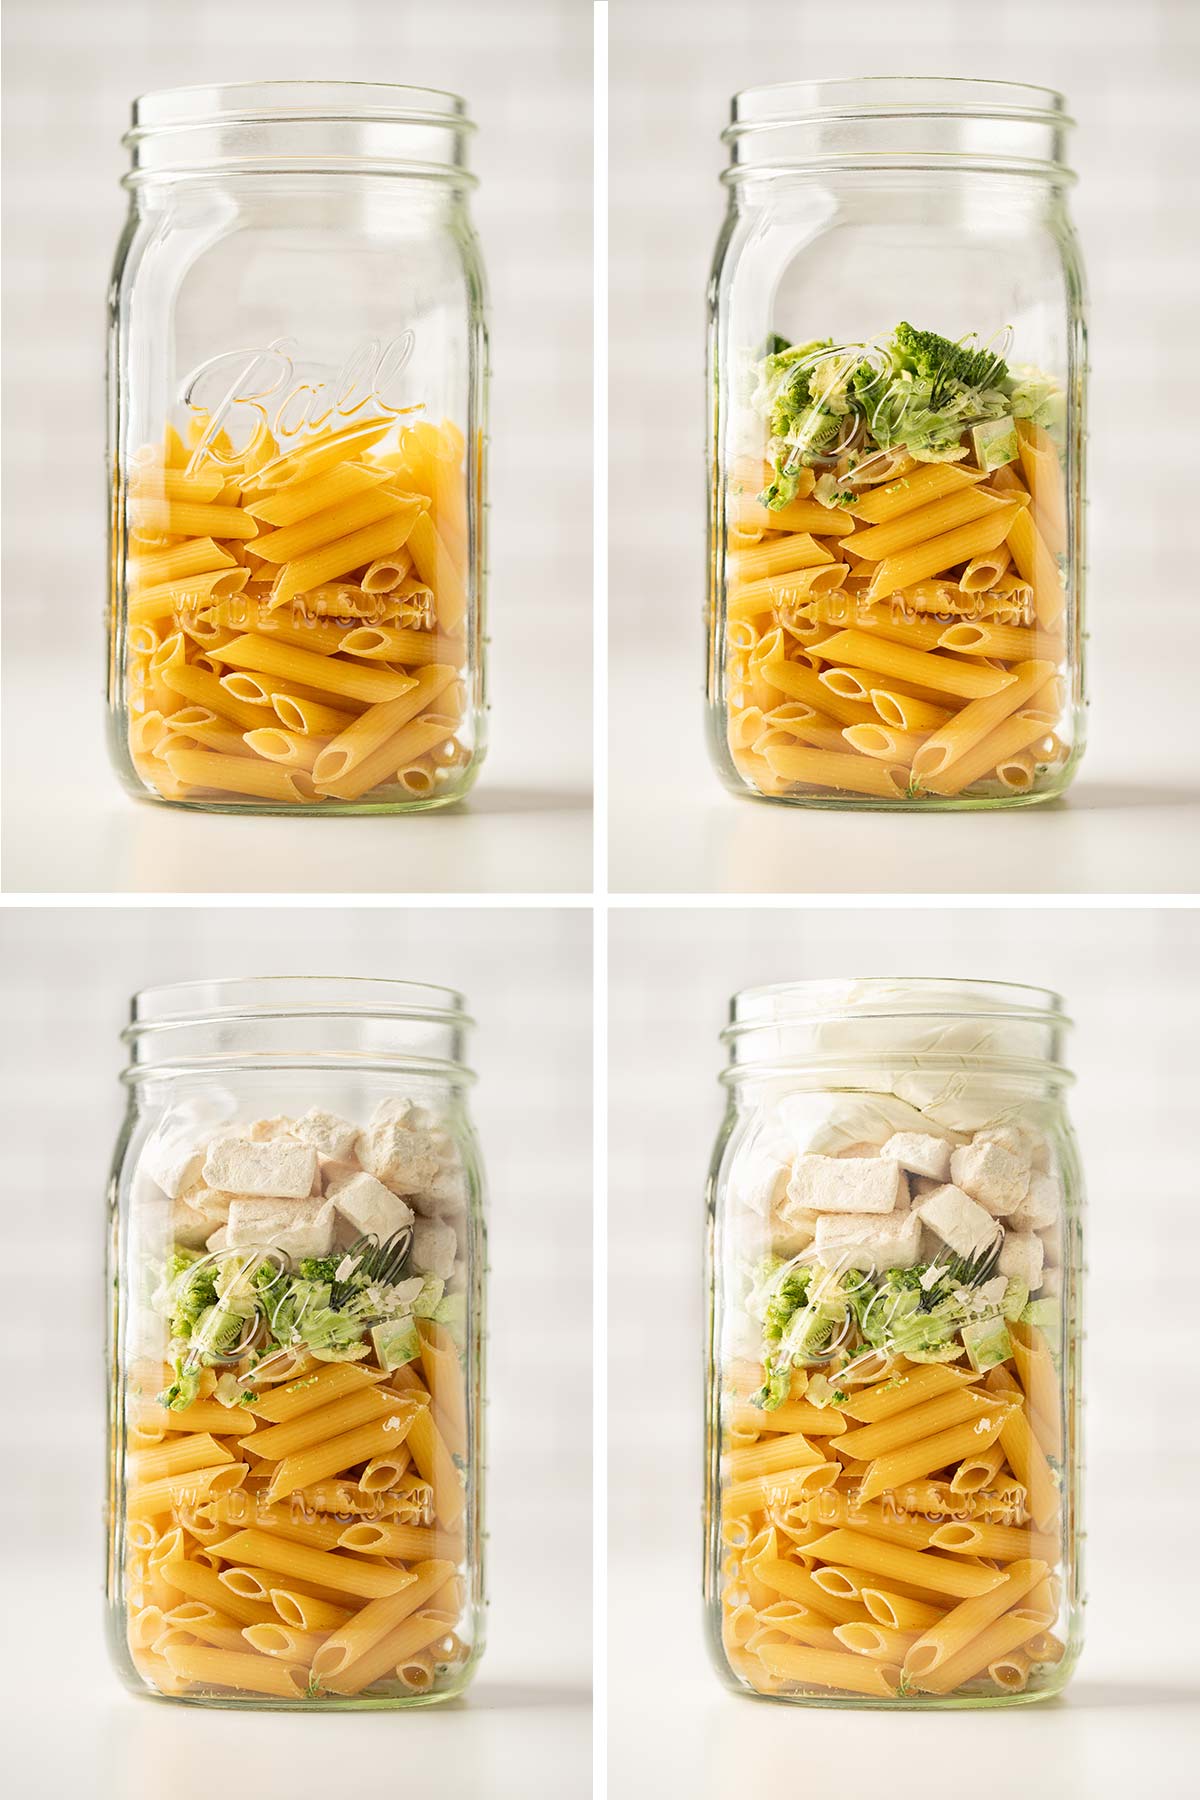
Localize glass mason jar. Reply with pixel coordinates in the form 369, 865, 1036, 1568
107, 82, 488, 813
704, 979, 1083, 1706
106, 978, 486, 1709
706, 80, 1087, 809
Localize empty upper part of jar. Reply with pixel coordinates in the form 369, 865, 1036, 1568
723, 78, 1073, 179
125, 81, 476, 182
124, 977, 474, 1078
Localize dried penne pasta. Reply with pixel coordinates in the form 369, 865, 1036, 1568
112, 412, 480, 807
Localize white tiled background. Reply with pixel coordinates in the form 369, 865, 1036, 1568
1, 0, 592, 893
609, 907, 1200, 1796
609, 0, 1200, 892
0, 907, 591, 1797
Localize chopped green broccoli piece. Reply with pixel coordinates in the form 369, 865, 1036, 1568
169, 1262, 219, 1341
1020, 1298, 1062, 1349
371, 1317, 422, 1371
1008, 367, 1066, 439
763, 1267, 812, 1342
962, 1315, 1013, 1374
749, 1360, 793, 1412
433, 1291, 467, 1343
971, 415, 1019, 470
299, 1255, 343, 1283
1001, 1278, 1030, 1321
157, 1356, 202, 1412
412, 1276, 446, 1320
891, 321, 1010, 404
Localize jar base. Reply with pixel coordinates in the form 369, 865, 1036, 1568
713, 1655, 1077, 1710
718, 774, 1076, 812
114, 763, 484, 817
121, 1678, 475, 1712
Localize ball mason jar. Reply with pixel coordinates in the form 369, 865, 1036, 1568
704, 979, 1083, 1706
107, 82, 489, 813
106, 978, 486, 1709
706, 80, 1087, 809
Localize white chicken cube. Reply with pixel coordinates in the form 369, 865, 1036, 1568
1008, 1171, 1062, 1233
320, 1159, 362, 1195
293, 1108, 361, 1164
410, 1216, 457, 1280
169, 1199, 212, 1250
949, 1139, 1031, 1217
997, 1230, 1044, 1290
180, 1187, 233, 1233
328, 1171, 415, 1244
1037, 1222, 1062, 1267
916, 1185, 1000, 1260
244, 1117, 297, 1142
225, 1196, 336, 1260
203, 1136, 318, 1201
774, 1206, 819, 1258
142, 1141, 207, 1201
787, 1155, 908, 1215
1037, 1265, 1063, 1299
880, 1132, 953, 1183
355, 1122, 440, 1196
369, 1097, 437, 1132
730, 1149, 791, 1218
815, 1207, 922, 1272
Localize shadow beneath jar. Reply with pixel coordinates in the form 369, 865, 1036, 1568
1063, 1679, 1200, 1710
455, 786, 593, 817
1062, 783, 1200, 811
462, 1679, 593, 1711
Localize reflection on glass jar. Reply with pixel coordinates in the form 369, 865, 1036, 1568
705, 979, 1083, 1706
108, 83, 489, 813
706, 80, 1087, 809
106, 979, 485, 1708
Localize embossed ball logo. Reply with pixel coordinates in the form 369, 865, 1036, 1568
180, 333, 420, 474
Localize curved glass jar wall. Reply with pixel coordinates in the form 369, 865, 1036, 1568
106, 979, 486, 1709
706, 80, 1087, 809
108, 82, 489, 813
704, 979, 1083, 1706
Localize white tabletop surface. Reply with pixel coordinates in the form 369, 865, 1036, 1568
609, 1557, 1198, 1800
27, 1553, 591, 1800
2, 625, 592, 895
608, 620, 1200, 896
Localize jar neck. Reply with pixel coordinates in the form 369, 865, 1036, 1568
725, 167, 1070, 226
722, 978, 1072, 1089
723, 78, 1073, 185
123, 978, 474, 1086
124, 81, 476, 188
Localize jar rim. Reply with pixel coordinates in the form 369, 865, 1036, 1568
725, 976, 1068, 1034
721, 978, 1073, 1089
129, 80, 474, 136
127, 975, 471, 1035
123, 81, 477, 186
723, 77, 1074, 183
726, 76, 1070, 132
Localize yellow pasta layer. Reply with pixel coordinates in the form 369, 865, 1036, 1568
118, 415, 476, 806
